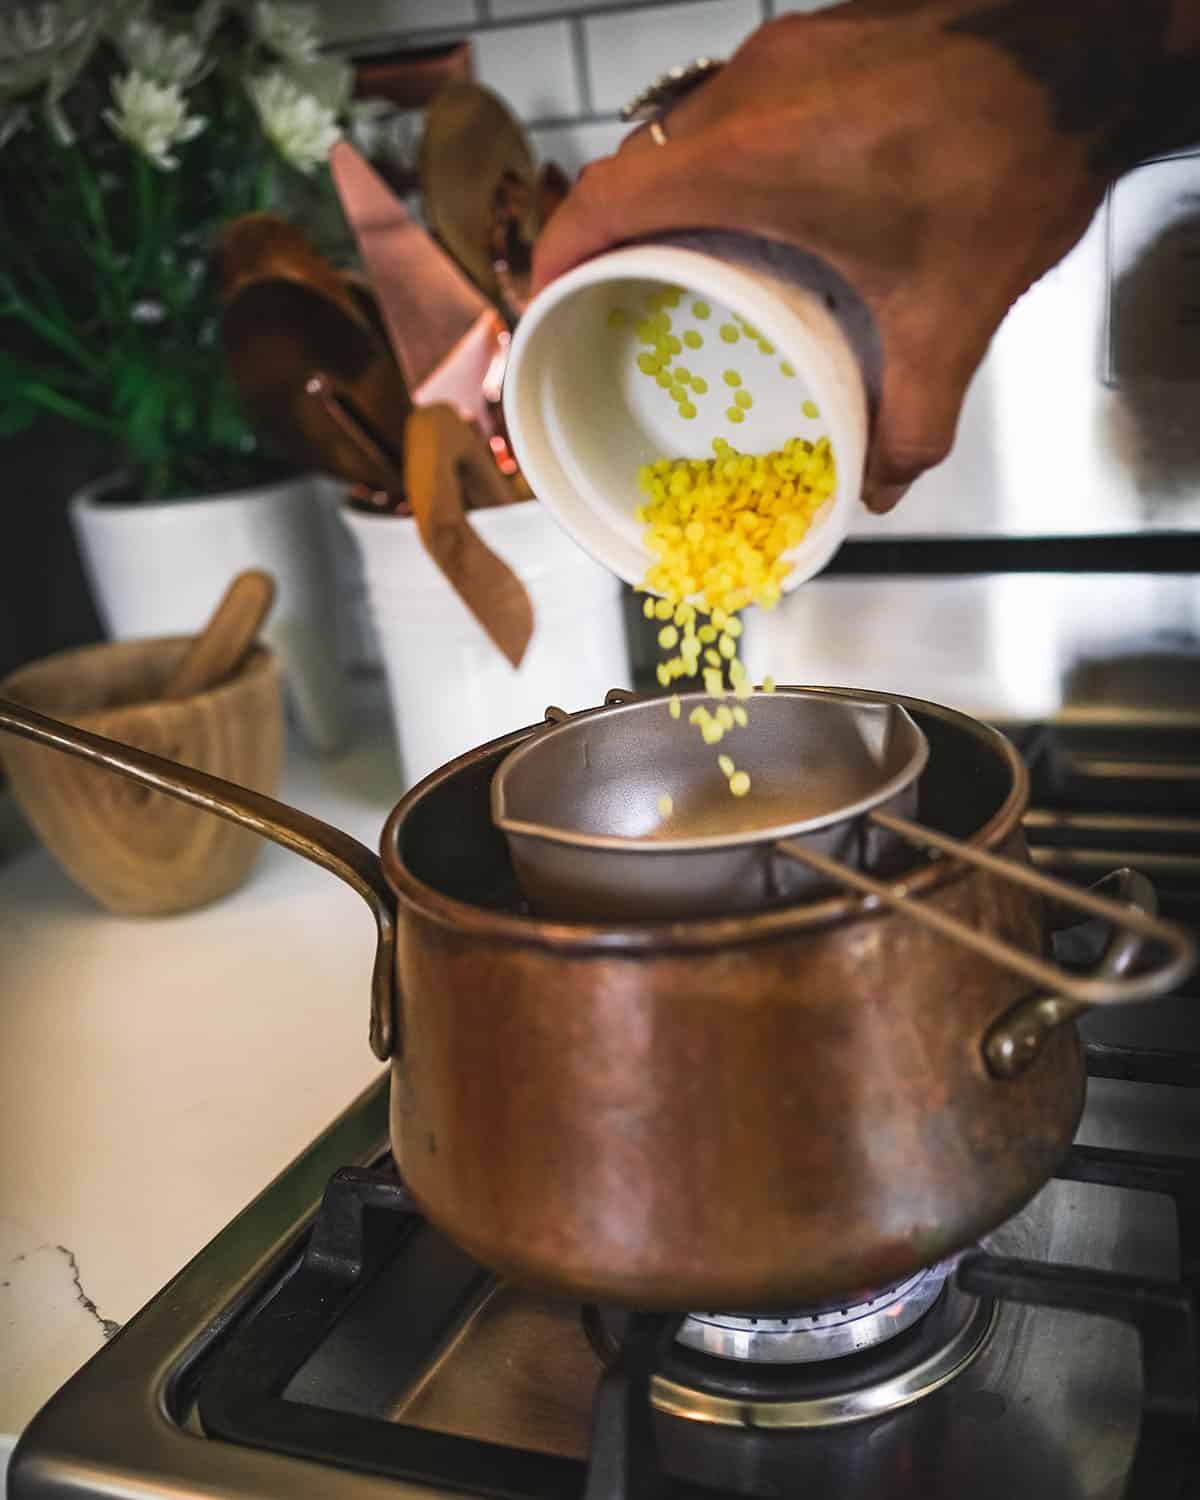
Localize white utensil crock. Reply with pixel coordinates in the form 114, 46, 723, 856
340, 499, 630, 787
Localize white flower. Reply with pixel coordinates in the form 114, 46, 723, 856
252, 2, 319, 63
116, 17, 207, 87
0, 2, 104, 144
103, 71, 206, 171
247, 70, 339, 175
0, 3, 96, 95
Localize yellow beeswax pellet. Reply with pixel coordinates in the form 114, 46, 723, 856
723, 369, 741, 387
679, 401, 697, 419
659, 625, 679, 648
669, 696, 681, 719
803, 400, 820, 418
729, 771, 751, 797
781, 361, 796, 377
683, 330, 703, 349
692, 377, 708, 393
720, 323, 739, 343
735, 390, 753, 409
638, 352, 659, 375
657, 793, 674, 818
715, 706, 735, 730
733, 706, 749, 727
718, 754, 735, 777
727, 407, 745, 424
693, 300, 711, 318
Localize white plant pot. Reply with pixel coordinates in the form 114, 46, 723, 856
71, 473, 346, 753
341, 499, 631, 787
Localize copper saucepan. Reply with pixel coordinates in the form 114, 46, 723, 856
0, 686, 1193, 1311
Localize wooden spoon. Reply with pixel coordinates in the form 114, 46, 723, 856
163, 571, 277, 702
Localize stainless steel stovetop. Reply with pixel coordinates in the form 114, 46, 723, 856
10, 720, 1200, 1500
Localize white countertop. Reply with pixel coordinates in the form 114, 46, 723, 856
0, 705, 399, 1445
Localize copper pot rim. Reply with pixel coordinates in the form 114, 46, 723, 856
380, 685, 1031, 954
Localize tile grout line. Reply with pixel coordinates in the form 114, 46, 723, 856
569, 15, 594, 115
330, 0, 729, 53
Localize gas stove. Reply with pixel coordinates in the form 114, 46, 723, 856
10, 717, 1200, 1499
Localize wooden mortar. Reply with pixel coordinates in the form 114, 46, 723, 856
0, 639, 282, 914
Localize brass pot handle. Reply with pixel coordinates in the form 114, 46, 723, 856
0, 697, 398, 1061
776, 810, 1196, 1079
983, 867, 1155, 1079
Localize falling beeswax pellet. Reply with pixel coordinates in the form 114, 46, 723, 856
684, 330, 703, 349
692, 300, 711, 318
720, 323, 740, 343
636, 435, 837, 797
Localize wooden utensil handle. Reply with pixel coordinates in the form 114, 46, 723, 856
164, 570, 277, 701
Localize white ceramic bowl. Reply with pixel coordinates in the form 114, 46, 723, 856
503, 236, 870, 594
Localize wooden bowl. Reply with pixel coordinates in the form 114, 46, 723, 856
0, 639, 283, 915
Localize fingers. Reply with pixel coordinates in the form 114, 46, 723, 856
862, 315, 979, 512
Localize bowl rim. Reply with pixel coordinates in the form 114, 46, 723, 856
490, 690, 930, 854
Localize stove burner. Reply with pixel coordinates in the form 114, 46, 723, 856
584, 1272, 996, 1432
677, 1262, 953, 1364
655, 1283, 996, 1429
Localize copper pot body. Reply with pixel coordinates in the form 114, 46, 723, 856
12, 685, 1174, 1312
381, 699, 1083, 1309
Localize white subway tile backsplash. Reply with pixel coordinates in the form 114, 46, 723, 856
471, 19, 582, 119
489, 0, 629, 16
321, 0, 479, 45
584, 0, 763, 113
530, 118, 631, 174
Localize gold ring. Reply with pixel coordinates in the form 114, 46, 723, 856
649, 118, 669, 147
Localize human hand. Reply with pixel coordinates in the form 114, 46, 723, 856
532, 2, 1120, 512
